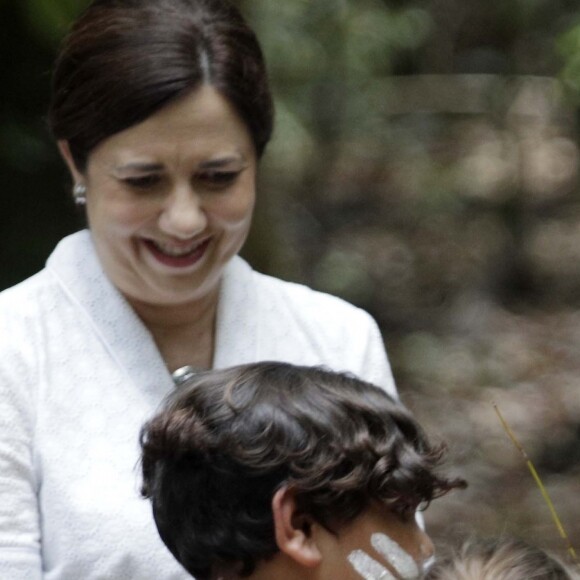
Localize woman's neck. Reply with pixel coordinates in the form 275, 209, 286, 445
127, 288, 219, 372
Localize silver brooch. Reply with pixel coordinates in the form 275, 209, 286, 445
171, 365, 199, 387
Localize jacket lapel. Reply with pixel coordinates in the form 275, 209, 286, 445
46, 230, 174, 402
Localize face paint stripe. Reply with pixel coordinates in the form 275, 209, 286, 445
371, 533, 420, 579
347, 549, 396, 580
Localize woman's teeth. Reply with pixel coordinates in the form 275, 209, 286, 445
152, 240, 203, 256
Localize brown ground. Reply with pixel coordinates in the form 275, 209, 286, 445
393, 306, 580, 565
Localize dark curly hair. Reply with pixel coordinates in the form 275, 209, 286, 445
140, 362, 466, 579
48, 0, 273, 171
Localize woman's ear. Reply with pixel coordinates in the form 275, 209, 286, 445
58, 140, 84, 183
272, 487, 322, 569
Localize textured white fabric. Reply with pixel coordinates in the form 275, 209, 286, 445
0, 230, 396, 580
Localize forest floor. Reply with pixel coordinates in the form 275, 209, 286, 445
392, 304, 580, 565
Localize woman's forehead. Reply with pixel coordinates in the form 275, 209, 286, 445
87, 86, 255, 169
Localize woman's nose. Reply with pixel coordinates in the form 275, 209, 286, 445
159, 187, 207, 238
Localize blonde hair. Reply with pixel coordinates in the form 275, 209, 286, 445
426, 537, 579, 580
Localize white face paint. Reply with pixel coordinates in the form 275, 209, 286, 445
347, 533, 422, 580
347, 550, 396, 580
371, 533, 420, 579
422, 555, 436, 574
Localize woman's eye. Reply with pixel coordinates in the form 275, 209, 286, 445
198, 170, 240, 188
123, 175, 161, 189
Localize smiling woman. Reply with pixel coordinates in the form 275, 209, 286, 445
60, 86, 258, 332
0, 1, 399, 579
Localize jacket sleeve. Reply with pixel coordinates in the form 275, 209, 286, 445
0, 304, 42, 580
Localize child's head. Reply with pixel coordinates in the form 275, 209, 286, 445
425, 537, 579, 580
140, 362, 466, 579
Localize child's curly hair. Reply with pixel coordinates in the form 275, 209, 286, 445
140, 362, 466, 578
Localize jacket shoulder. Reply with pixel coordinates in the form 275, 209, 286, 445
252, 270, 374, 326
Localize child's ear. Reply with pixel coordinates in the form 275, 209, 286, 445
271, 487, 322, 568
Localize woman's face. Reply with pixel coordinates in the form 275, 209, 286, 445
63, 85, 257, 307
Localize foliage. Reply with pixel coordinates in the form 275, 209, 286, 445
20, 0, 88, 46
557, 19, 580, 103
2, 0, 580, 557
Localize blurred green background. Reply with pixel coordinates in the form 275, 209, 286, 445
2, 0, 580, 564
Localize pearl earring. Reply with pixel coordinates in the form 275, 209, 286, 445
73, 183, 87, 206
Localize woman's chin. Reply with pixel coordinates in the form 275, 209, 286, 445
126, 267, 223, 308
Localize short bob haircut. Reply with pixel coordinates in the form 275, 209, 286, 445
140, 361, 466, 579
425, 537, 580, 579
48, 0, 274, 171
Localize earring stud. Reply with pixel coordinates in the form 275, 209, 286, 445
73, 183, 87, 206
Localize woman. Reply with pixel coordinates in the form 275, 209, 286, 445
0, 1, 397, 579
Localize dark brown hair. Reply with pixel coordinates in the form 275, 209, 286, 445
140, 362, 466, 579
425, 537, 579, 579
48, 0, 273, 171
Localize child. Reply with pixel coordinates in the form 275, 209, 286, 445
425, 536, 579, 580
140, 362, 466, 579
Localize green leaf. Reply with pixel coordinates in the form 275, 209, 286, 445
21, 0, 89, 46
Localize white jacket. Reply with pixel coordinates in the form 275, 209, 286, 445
0, 230, 396, 580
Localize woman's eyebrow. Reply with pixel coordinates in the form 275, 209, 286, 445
198, 155, 246, 169
115, 156, 247, 173
115, 162, 164, 173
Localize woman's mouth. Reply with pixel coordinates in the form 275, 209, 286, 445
143, 237, 211, 269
